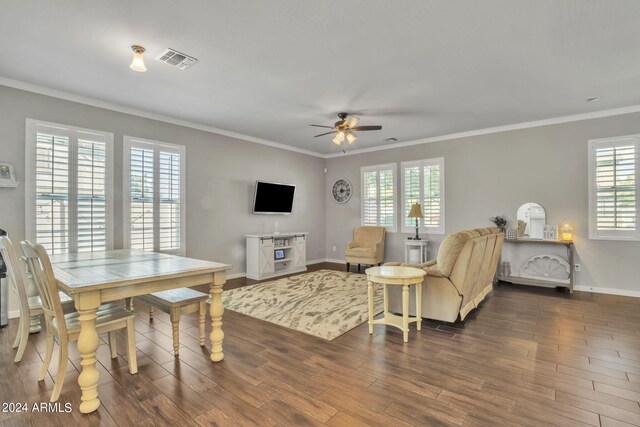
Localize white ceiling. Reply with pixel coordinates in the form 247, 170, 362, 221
2, 1, 640, 155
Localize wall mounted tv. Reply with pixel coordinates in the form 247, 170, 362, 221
253, 181, 296, 215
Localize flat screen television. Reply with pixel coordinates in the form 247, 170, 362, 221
253, 181, 296, 214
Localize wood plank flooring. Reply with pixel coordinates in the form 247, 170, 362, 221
1, 263, 639, 426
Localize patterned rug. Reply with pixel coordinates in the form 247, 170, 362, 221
222, 269, 384, 340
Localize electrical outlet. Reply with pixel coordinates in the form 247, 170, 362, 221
574, 264, 581, 272
332, 246, 336, 252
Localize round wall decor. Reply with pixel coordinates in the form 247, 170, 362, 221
332, 179, 352, 203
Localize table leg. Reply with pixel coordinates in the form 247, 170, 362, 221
210, 271, 226, 362
75, 291, 101, 414
402, 284, 409, 342
416, 281, 422, 331
383, 283, 389, 314
368, 281, 374, 334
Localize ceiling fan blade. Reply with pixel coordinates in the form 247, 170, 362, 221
314, 131, 337, 137
352, 125, 382, 131
343, 116, 360, 128
309, 124, 334, 129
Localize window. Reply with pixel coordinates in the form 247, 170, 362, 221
361, 163, 397, 232
589, 135, 639, 240
401, 157, 445, 235
25, 119, 114, 254
123, 136, 186, 254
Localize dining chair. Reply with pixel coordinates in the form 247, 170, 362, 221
20, 240, 138, 402
0, 236, 76, 363
131, 287, 207, 356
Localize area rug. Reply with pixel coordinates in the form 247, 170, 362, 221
222, 269, 384, 340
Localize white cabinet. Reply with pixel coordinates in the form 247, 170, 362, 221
246, 232, 308, 280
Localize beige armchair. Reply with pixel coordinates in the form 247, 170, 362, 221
345, 226, 386, 272
386, 227, 503, 322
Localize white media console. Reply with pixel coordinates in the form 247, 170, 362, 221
245, 232, 308, 280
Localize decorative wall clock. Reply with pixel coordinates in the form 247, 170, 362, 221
332, 179, 352, 203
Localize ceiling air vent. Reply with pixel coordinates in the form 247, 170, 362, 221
155, 48, 198, 70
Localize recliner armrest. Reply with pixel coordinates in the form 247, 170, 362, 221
424, 266, 447, 277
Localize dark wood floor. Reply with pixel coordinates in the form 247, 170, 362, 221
1, 262, 640, 426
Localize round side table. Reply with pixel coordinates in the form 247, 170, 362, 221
365, 266, 426, 342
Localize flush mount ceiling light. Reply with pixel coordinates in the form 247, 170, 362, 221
129, 45, 147, 72
311, 112, 382, 147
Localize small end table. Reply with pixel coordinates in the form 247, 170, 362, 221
404, 239, 429, 264
365, 266, 426, 342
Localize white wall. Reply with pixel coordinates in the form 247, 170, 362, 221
0, 85, 326, 313
324, 113, 640, 295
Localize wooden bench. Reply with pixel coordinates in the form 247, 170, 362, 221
131, 288, 208, 356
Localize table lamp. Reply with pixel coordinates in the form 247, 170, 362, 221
408, 203, 423, 240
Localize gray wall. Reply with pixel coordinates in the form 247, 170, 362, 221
325, 113, 640, 293
1, 82, 638, 309
0, 85, 326, 313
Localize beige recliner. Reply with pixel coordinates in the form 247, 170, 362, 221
345, 226, 386, 272
386, 227, 503, 322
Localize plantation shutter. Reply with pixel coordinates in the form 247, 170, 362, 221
159, 148, 182, 251
361, 164, 396, 231
401, 158, 445, 235
27, 121, 113, 254
362, 170, 378, 226
423, 161, 442, 229
129, 143, 156, 251
124, 137, 185, 254
76, 132, 109, 252
589, 136, 639, 240
403, 165, 420, 229
34, 129, 71, 254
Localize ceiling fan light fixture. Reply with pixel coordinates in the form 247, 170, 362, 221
332, 135, 342, 145
346, 131, 357, 144
344, 116, 360, 128
335, 131, 345, 143
130, 45, 147, 72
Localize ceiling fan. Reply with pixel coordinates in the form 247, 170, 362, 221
310, 112, 382, 146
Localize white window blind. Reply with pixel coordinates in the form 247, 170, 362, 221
401, 158, 445, 235
361, 164, 397, 232
124, 136, 185, 254
589, 135, 639, 241
26, 120, 113, 255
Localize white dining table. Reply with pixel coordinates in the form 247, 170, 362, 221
49, 249, 231, 414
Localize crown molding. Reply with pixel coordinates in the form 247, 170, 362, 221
4, 76, 640, 160
324, 104, 640, 158
0, 76, 324, 158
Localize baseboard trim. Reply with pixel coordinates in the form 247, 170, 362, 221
324, 258, 347, 264
574, 285, 640, 298
306, 259, 327, 265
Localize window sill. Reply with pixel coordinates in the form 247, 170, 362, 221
588, 235, 640, 242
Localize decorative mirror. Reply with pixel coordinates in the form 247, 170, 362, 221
516, 202, 546, 239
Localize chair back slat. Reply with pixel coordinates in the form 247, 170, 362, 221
20, 241, 66, 334
0, 236, 30, 317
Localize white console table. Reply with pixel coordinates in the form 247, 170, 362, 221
404, 239, 429, 264
497, 239, 575, 293
246, 232, 308, 280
